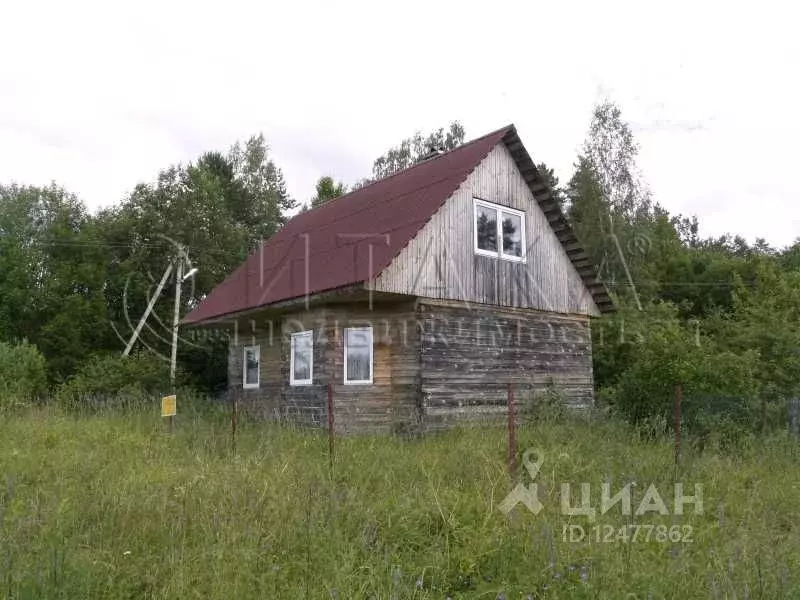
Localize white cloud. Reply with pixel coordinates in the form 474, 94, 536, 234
1, 0, 797, 245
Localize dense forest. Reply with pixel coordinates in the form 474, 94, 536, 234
1, 103, 798, 436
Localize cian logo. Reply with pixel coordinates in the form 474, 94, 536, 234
499, 448, 703, 521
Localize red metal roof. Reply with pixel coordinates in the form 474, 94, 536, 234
183, 124, 614, 325
183, 125, 513, 325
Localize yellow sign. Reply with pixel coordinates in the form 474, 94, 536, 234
161, 395, 176, 417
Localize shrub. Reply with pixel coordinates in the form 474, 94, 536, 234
0, 340, 48, 407
56, 352, 172, 411
604, 302, 758, 426
520, 380, 568, 423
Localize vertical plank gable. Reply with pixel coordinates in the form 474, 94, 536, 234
369, 143, 600, 316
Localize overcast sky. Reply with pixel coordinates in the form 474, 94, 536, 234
1, 0, 797, 247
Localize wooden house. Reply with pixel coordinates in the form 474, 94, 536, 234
183, 125, 613, 433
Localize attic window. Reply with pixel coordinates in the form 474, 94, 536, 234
473, 199, 525, 261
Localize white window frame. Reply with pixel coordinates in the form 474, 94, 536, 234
242, 345, 260, 389
290, 330, 313, 386
473, 198, 526, 262
343, 326, 373, 385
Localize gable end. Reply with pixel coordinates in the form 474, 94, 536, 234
501, 128, 613, 313
369, 130, 613, 315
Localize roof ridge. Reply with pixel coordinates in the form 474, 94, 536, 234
295, 124, 515, 219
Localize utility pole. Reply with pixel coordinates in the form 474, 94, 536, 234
170, 249, 184, 390
122, 243, 197, 383
167, 251, 184, 434
121, 242, 197, 434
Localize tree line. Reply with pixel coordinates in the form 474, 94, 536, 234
1, 106, 798, 435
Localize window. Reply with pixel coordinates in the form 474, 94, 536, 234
344, 327, 373, 384
473, 199, 526, 261
243, 345, 260, 389
290, 330, 313, 385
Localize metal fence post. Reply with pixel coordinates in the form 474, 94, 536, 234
508, 382, 517, 479
327, 382, 335, 470
231, 389, 238, 455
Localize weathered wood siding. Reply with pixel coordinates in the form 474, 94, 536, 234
228, 321, 282, 419
418, 299, 594, 429
319, 302, 421, 434
281, 307, 329, 428
369, 143, 599, 316
228, 300, 422, 433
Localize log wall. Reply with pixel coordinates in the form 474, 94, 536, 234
226, 297, 595, 433
228, 319, 282, 420
227, 300, 421, 434
418, 299, 595, 430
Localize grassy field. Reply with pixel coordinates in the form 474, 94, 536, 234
0, 407, 799, 599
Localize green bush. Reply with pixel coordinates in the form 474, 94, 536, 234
56, 352, 172, 411
0, 340, 48, 407
520, 380, 568, 423
603, 302, 759, 426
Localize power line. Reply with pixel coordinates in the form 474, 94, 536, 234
0, 239, 250, 259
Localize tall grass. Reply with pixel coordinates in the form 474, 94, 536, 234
0, 406, 798, 598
